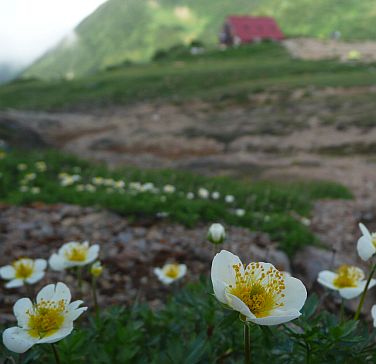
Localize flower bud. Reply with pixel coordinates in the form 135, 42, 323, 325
90, 261, 103, 278
207, 223, 226, 245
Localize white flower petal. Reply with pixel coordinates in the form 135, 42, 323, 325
14, 298, 33, 329
3, 327, 38, 354
26, 271, 45, 285
281, 277, 307, 311
225, 292, 255, 319
317, 271, 338, 290
359, 223, 372, 239
34, 259, 47, 271
357, 235, 376, 261
6, 279, 24, 288
371, 305, 376, 327
68, 300, 84, 310
0, 265, 16, 279
37, 324, 74, 344
177, 264, 187, 279
212, 279, 228, 304
211, 250, 242, 302
52, 282, 71, 303
49, 254, 66, 271
67, 306, 88, 321
248, 309, 301, 326
339, 286, 364, 299
37, 283, 56, 303
87, 245, 100, 263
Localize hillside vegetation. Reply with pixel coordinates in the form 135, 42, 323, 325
24, 0, 376, 79
3, 44, 376, 110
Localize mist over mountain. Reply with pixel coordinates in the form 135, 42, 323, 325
0, 63, 22, 84
24, 0, 376, 79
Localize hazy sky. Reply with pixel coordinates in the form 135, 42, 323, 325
0, 0, 107, 67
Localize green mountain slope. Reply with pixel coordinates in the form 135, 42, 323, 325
24, 0, 376, 79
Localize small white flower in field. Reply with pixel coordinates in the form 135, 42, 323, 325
35, 161, 47, 172
208, 223, 226, 245
372, 305, 376, 327
317, 265, 376, 299
2, 282, 87, 353
129, 182, 142, 191
20, 186, 29, 193
85, 184, 96, 192
198, 188, 209, 199
163, 184, 176, 193
235, 208, 245, 217
31, 187, 40, 195
92, 177, 104, 185
225, 195, 235, 203
357, 223, 376, 261
212, 191, 220, 200
211, 250, 307, 325
17, 163, 27, 171
49, 241, 99, 271
142, 182, 155, 192
0, 258, 47, 288
301, 217, 311, 226
90, 261, 104, 278
114, 180, 125, 188
154, 263, 187, 285
60, 174, 80, 187
24, 173, 36, 181
187, 192, 194, 199
35, 161, 46, 172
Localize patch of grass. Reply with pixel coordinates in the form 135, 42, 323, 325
2, 44, 376, 111
0, 149, 352, 256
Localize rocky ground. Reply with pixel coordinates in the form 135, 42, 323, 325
0, 201, 375, 323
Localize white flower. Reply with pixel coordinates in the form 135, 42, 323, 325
163, 185, 176, 194
187, 192, 194, 200
49, 241, 99, 271
235, 208, 245, 217
372, 305, 376, 327
0, 258, 47, 288
198, 188, 209, 199
90, 261, 104, 278
211, 191, 220, 200
154, 263, 187, 285
317, 265, 376, 299
92, 177, 104, 185
31, 187, 40, 195
208, 223, 226, 244
211, 250, 307, 325
17, 163, 27, 171
2, 282, 87, 353
225, 195, 235, 203
357, 223, 376, 261
35, 161, 47, 172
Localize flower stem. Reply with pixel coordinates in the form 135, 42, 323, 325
339, 297, 345, 323
76, 267, 83, 294
354, 263, 376, 320
244, 322, 251, 364
91, 276, 99, 318
51, 344, 61, 364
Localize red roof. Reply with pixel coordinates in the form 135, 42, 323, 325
227, 16, 284, 43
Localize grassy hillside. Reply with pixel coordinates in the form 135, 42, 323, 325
24, 0, 376, 79
3, 44, 376, 110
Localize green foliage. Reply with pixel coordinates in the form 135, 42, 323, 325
21, 0, 376, 79
0, 149, 352, 256
2, 43, 376, 110
1, 283, 375, 363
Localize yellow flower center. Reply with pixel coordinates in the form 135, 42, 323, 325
333, 265, 363, 288
13, 260, 34, 279
228, 263, 285, 318
65, 245, 88, 262
164, 264, 180, 279
27, 300, 66, 338
372, 233, 376, 248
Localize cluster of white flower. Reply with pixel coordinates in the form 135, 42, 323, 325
0, 241, 102, 354
317, 223, 376, 322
